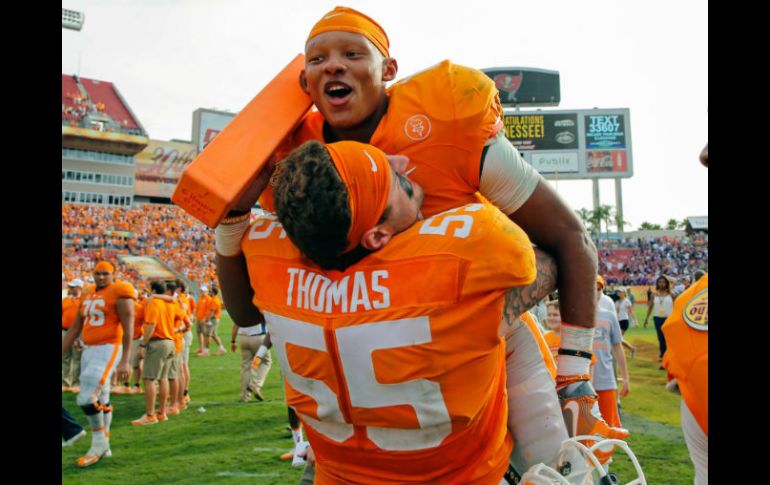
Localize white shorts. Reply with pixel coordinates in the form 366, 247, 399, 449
182, 330, 193, 363
681, 400, 708, 485
77, 343, 122, 407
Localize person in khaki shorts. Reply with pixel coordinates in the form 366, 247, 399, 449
126, 291, 146, 394
230, 321, 272, 402
175, 281, 194, 406
194, 286, 211, 356
62, 278, 84, 392
132, 281, 175, 426
164, 281, 190, 415
206, 287, 227, 356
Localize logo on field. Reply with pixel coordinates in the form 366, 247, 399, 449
404, 115, 431, 141
683, 288, 708, 331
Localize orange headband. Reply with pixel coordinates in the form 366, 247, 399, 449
94, 261, 115, 273
325, 141, 391, 253
307, 6, 390, 57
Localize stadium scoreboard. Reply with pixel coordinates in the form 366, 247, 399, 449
502, 108, 633, 180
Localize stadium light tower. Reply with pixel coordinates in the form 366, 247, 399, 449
62, 8, 85, 31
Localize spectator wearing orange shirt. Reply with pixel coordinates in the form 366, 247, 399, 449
132, 281, 176, 426
62, 279, 84, 392
205, 287, 226, 356
195, 286, 211, 356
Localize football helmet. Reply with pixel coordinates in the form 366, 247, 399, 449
518, 436, 646, 485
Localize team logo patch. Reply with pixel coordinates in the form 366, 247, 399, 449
493, 73, 523, 95
683, 288, 708, 331
404, 114, 431, 141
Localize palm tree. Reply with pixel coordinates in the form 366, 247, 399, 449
590, 205, 613, 236
575, 208, 592, 231
638, 221, 662, 230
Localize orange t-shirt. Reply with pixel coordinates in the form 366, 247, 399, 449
143, 297, 175, 341
178, 292, 194, 321
195, 294, 210, 320
133, 298, 145, 340
166, 299, 186, 353
62, 295, 82, 330
80, 281, 136, 346
260, 60, 503, 219
209, 296, 222, 318
242, 202, 534, 484
187, 294, 196, 319
662, 274, 708, 435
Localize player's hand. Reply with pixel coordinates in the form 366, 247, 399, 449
557, 379, 630, 440
251, 355, 261, 368
73, 339, 83, 350
620, 381, 630, 398
298, 444, 315, 466
231, 342, 238, 352
137, 346, 145, 359
386, 154, 410, 174
231, 159, 276, 213
116, 361, 130, 383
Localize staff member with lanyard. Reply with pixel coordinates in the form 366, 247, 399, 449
231, 319, 272, 402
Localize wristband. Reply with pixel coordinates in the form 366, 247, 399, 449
215, 217, 250, 256
231, 340, 236, 344
139, 343, 148, 348
558, 349, 593, 360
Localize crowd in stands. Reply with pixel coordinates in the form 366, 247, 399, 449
62, 91, 140, 135
62, 202, 708, 295
595, 234, 708, 286
62, 204, 217, 291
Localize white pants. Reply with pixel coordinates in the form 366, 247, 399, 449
681, 400, 708, 485
76, 343, 122, 407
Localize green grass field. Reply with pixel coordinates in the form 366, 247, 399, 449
62, 305, 695, 484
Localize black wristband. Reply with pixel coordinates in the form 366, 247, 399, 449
226, 209, 251, 218
231, 340, 236, 344
558, 348, 593, 360
139, 343, 148, 348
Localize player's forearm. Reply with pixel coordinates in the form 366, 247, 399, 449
507, 181, 597, 326
216, 253, 263, 327
612, 344, 629, 382
501, 248, 557, 330
549, 231, 597, 326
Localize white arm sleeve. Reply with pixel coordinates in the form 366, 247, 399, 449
505, 319, 570, 471
479, 131, 542, 215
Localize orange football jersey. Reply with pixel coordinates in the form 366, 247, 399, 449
662, 274, 708, 435
80, 281, 136, 346
241, 202, 534, 484
260, 60, 503, 218
144, 297, 175, 341
62, 295, 82, 330
187, 294, 196, 318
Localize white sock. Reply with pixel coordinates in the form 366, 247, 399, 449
85, 411, 104, 431
291, 426, 304, 445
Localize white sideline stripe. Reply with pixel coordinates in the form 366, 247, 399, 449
253, 447, 286, 453
217, 471, 280, 478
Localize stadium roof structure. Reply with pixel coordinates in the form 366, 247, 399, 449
62, 74, 148, 154
686, 216, 708, 232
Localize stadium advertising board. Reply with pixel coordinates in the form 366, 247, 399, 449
135, 139, 195, 198
502, 108, 633, 179
192, 108, 236, 153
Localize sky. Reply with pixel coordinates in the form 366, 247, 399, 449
62, 0, 708, 229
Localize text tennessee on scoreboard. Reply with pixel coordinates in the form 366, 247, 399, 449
501, 108, 633, 179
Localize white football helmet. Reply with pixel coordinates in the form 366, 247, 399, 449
518, 436, 646, 485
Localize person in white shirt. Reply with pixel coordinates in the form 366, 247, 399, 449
615, 288, 636, 357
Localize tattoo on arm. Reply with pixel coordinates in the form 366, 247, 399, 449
502, 248, 558, 328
